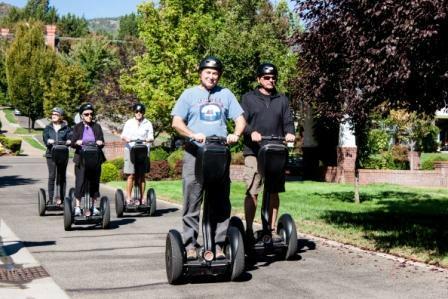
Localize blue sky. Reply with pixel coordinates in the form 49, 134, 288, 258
2, 1, 296, 19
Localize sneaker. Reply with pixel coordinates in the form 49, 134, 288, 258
186, 248, 198, 261
215, 244, 226, 260
74, 206, 81, 216
93, 207, 100, 216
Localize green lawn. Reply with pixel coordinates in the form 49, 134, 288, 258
22, 136, 45, 151
3, 108, 17, 124
108, 180, 448, 267
14, 127, 43, 135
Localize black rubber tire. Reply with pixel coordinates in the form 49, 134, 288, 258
101, 196, 111, 229
148, 188, 157, 216
69, 187, 75, 201
115, 189, 124, 218
165, 230, 184, 284
229, 216, 246, 251
226, 226, 245, 281
277, 214, 298, 260
64, 197, 73, 231
38, 188, 46, 216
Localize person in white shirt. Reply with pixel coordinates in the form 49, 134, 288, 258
121, 103, 154, 205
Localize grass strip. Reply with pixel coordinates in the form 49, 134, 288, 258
22, 136, 46, 151
3, 108, 17, 124
108, 180, 448, 267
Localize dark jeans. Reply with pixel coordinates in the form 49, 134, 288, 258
74, 163, 101, 199
46, 158, 67, 200
181, 151, 231, 250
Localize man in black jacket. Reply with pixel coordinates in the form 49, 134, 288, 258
241, 63, 295, 242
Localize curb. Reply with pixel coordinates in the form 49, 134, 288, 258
0, 219, 70, 299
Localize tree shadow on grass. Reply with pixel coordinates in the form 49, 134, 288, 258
317, 191, 448, 260
313, 190, 435, 203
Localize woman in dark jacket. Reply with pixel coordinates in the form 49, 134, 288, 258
43, 107, 71, 204
70, 103, 106, 216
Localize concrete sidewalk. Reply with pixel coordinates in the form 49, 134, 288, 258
0, 219, 69, 299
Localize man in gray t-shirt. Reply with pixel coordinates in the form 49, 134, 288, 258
171, 56, 246, 261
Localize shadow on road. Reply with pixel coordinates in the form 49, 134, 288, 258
65, 281, 168, 294
0, 165, 10, 170
245, 238, 315, 271
120, 207, 178, 218
0, 175, 38, 189
2, 240, 56, 256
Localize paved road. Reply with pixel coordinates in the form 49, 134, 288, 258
1, 156, 448, 298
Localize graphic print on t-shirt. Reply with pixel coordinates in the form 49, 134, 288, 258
199, 103, 222, 123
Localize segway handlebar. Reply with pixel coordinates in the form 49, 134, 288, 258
188, 135, 228, 144
261, 136, 285, 141
128, 139, 150, 144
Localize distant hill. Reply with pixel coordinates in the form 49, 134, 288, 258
0, 2, 15, 19
88, 17, 120, 37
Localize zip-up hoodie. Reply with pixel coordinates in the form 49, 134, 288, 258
43, 122, 71, 158
241, 88, 295, 156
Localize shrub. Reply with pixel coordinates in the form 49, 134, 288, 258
367, 128, 389, 155
0, 136, 22, 154
108, 157, 124, 171
150, 147, 169, 161
167, 149, 184, 171
147, 160, 170, 181
100, 162, 120, 183
171, 160, 183, 178
231, 151, 244, 165
421, 154, 448, 170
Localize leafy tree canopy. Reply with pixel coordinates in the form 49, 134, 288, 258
5, 21, 57, 127
2, 0, 57, 25
291, 0, 448, 125
118, 13, 138, 40
57, 13, 89, 38
122, 0, 297, 135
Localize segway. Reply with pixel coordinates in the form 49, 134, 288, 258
245, 136, 298, 260
115, 139, 156, 217
64, 142, 110, 231
38, 141, 69, 216
165, 136, 245, 284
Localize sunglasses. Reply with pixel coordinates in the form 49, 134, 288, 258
83, 113, 93, 117
261, 75, 276, 81
135, 111, 143, 114
51, 113, 60, 116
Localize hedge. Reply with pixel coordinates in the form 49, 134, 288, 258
0, 135, 22, 154
100, 162, 121, 183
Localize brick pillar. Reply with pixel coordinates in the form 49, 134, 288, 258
434, 161, 448, 187
1, 28, 9, 38
45, 25, 57, 50
337, 147, 357, 183
408, 151, 420, 170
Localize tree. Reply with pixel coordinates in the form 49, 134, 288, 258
43, 60, 89, 124
2, 0, 57, 25
118, 13, 138, 40
121, 0, 222, 136
291, 0, 448, 202
5, 22, 57, 129
122, 0, 297, 136
291, 0, 448, 124
68, 35, 119, 88
57, 13, 89, 37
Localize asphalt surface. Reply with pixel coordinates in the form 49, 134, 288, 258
1, 156, 448, 298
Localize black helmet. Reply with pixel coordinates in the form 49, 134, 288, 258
51, 107, 64, 116
257, 63, 278, 77
199, 56, 223, 73
133, 103, 146, 113
79, 102, 94, 114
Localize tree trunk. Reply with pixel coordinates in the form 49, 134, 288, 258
354, 168, 360, 204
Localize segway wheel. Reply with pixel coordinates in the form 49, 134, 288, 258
64, 197, 73, 231
165, 230, 184, 284
38, 188, 46, 216
147, 188, 157, 216
115, 189, 124, 217
101, 196, 111, 229
277, 214, 298, 260
226, 226, 245, 281
69, 187, 75, 201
